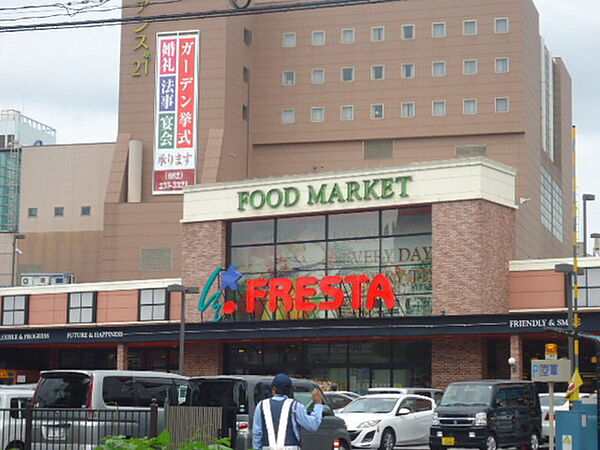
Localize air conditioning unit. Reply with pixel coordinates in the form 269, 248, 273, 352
20, 272, 76, 286
21, 276, 34, 286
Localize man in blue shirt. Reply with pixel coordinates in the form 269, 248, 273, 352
252, 373, 324, 450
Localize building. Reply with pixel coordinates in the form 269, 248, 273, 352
0, 0, 579, 388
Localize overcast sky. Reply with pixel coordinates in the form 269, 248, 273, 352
1, 0, 600, 247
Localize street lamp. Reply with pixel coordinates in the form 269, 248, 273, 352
11, 234, 25, 286
555, 263, 584, 374
583, 194, 596, 256
167, 283, 200, 375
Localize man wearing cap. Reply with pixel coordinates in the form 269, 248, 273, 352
252, 373, 324, 450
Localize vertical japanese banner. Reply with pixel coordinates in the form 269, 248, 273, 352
153, 31, 199, 194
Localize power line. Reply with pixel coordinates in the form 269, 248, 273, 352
0, 0, 405, 33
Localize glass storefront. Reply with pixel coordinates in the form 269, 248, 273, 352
226, 207, 432, 320
225, 339, 431, 394
128, 347, 179, 371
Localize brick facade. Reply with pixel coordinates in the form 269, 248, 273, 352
185, 342, 223, 377
432, 200, 516, 315
432, 337, 488, 388
116, 344, 128, 370
510, 334, 524, 379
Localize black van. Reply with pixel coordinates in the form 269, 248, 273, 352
429, 380, 541, 450
188, 375, 350, 450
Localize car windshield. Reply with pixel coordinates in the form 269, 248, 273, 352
539, 395, 567, 407
342, 397, 398, 413
191, 379, 248, 413
35, 373, 91, 408
440, 385, 492, 407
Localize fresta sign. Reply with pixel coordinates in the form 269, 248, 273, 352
237, 176, 413, 211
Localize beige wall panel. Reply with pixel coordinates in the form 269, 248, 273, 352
509, 270, 565, 310
97, 290, 138, 323
28, 293, 67, 325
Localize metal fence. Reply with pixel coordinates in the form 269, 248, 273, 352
0, 405, 228, 450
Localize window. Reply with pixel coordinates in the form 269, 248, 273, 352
28, 207, 38, 218
496, 97, 510, 113
243, 66, 250, 82
282, 70, 295, 85
463, 59, 478, 75
341, 28, 355, 44
341, 67, 355, 82
282, 32, 296, 48
371, 65, 385, 80
81, 206, 91, 216
54, 206, 64, 217
495, 57, 509, 73
432, 100, 446, 116
312, 68, 325, 84
311, 107, 325, 122
2, 295, 28, 326
364, 139, 393, 160
432, 61, 446, 77
243, 28, 252, 45
340, 105, 354, 121
281, 109, 295, 124
463, 99, 478, 114
432, 22, 446, 38
463, 20, 477, 35
401, 102, 416, 118
371, 104, 384, 119
495, 17, 509, 33
402, 24, 415, 40
401, 63, 415, 79
371, 26, 385, 42
312, 30, 326, 46
541, 167, 564, 241
68, 292, 96, 324
242, 104, 249, 121
139, 288, 169, 321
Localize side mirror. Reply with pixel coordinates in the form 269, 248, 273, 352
396, 407, 411, 416
322, 405, 334, 416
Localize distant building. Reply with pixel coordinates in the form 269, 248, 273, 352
0, 110, 56, 148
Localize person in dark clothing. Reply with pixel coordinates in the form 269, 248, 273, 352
252, 373, 324, 450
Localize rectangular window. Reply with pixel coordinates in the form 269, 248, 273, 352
282, 32, 296, 48
371, 26, 385, 42
340, 105, 355, 121
243, 66, 250, 82
496, 97, 510, 113
341, 67, 355, 82
402, 24, 415, 40
401, 63, 415, 79
243, 28, 252, 45
311, 107, 325, 122
2, 295, 28, 326
242, 104, 249, 121
463, 99, 478, 115
54, 206, 64, 217
432, 22, 446, 38
364, 139, 393, 160
463, 59, 478, 75
312, 30, 326, 46
312, 68, 325, 84
371, 104, 384, 119
432, 61, 446, 77
495, 17, 509, 33
81, 206, 91, 216
432, 100, 446, 116
68, 292, 96, 324
463, 20, 477, 35
281, 109, 295, 124
371, 65, 385, 80
341, 28, 355, 44
28, 207, 38, 218
139, 288, 169, 321
282, 70, 295, 85
495, 57, 509, 73
401, 102, 416, 118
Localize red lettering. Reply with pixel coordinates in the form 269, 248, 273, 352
366, 273, 396, 309
269, 278, 294, 312
318, 276, 344, 310
295, 277, 318, 312
246, 278, 268, 313
345, 275, 370, 309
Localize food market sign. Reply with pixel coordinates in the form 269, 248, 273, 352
183, 158, 517, 222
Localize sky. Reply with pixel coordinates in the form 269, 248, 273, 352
1, 0, 600, 248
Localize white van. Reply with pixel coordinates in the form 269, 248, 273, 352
0, 386, 34, 450
31, 370, 189, 449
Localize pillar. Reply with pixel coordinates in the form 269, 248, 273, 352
116, 344, 129, 370
510, 334, 523, 379
432, 337, 488, 388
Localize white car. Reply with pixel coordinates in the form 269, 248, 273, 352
540, 392, 590, 442
337, 394, 434, 449
0, 386, 34, 450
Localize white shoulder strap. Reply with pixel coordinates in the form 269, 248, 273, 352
262, 399, 277, 448
262, 398, 295, 450
277, 399, 294, 448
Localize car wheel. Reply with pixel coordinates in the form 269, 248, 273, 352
525, 432, 540, 450
481, 434, 498, 450
378, 428, 395, 450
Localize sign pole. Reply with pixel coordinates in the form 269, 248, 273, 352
549, 381, 555, 450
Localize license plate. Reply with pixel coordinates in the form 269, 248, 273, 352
442, 437, 455, 446
44, 426, 66, 440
